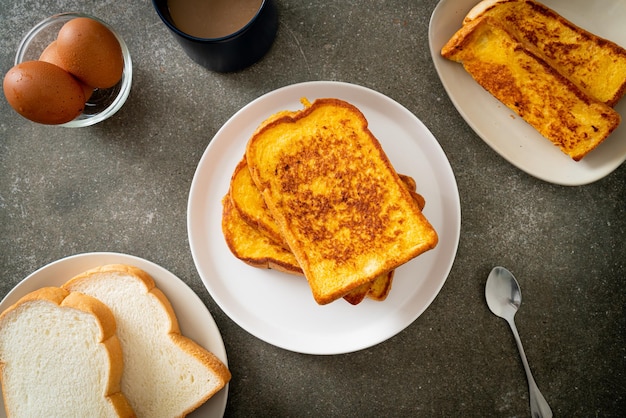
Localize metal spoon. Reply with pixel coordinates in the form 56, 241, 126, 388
485, 266, 553, 418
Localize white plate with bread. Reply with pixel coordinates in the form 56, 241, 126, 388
0, 252, 229, 417
429, 0, 626, 185
188, 81, 461, 355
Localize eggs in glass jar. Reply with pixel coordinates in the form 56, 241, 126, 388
3, 17, 124, 125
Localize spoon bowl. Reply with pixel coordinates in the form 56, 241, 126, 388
485, 266, 552, 418
486, 265, 522, 318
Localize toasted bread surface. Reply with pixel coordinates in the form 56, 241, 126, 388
224, 155, 426, 304
229, 157, 426, 250
0, 287, 134, 417
442, 16, 621, 161
222, 193, 304, 274
62, 264, 231, 417
230, 157, 288, 248
223, 192, 395, 304
224, 189, 398, 304
464, 0, 626, 107
224, 185, 393, 304
245, 98, 438, 304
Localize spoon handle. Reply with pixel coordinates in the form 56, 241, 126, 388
507, 318, 553, 418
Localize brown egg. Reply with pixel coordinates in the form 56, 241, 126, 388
40, 41, 94, 100
56, 17, 123, 89
3, 60, 86, 124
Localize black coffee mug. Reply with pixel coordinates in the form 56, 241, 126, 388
152, 0, 278, 72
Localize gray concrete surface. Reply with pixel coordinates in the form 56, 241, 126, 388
1, 0, 625, 416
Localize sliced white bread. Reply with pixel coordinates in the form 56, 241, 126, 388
0, 287, 135, 417
62, 264, 231, 417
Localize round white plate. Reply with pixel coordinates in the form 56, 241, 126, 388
0, 252, 228, 418
188, 81, 460, 355
429, 0, 626, 186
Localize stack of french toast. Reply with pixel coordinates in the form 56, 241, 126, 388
441, 0, 626, 161
222, 98, 438, 305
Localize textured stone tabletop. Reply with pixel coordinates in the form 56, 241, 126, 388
1, 0, 625, 416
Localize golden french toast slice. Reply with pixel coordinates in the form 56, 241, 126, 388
222, 194, 303, 275
245, 98, 438, 305
225, 156, 425, 304
442, 16, 621, 161
464, 0, 626, 107
222, 192, 394, 305
229, 155, 425, 249
229, 157, 288, 248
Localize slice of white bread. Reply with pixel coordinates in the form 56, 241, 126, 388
62, 264, 231, 418
0, 287, 135, 417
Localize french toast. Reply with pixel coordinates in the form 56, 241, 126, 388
229, 156, 425, 249
245, 98, 438, 305
222, 193, 303, 275
463, 0, 626, 107
441, 16, 621, 161
229, 157, 288, 249
367, 270, 395, 301
222, 192, 395, 304
223, 156, 426, 304
340, 282, 373, 305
